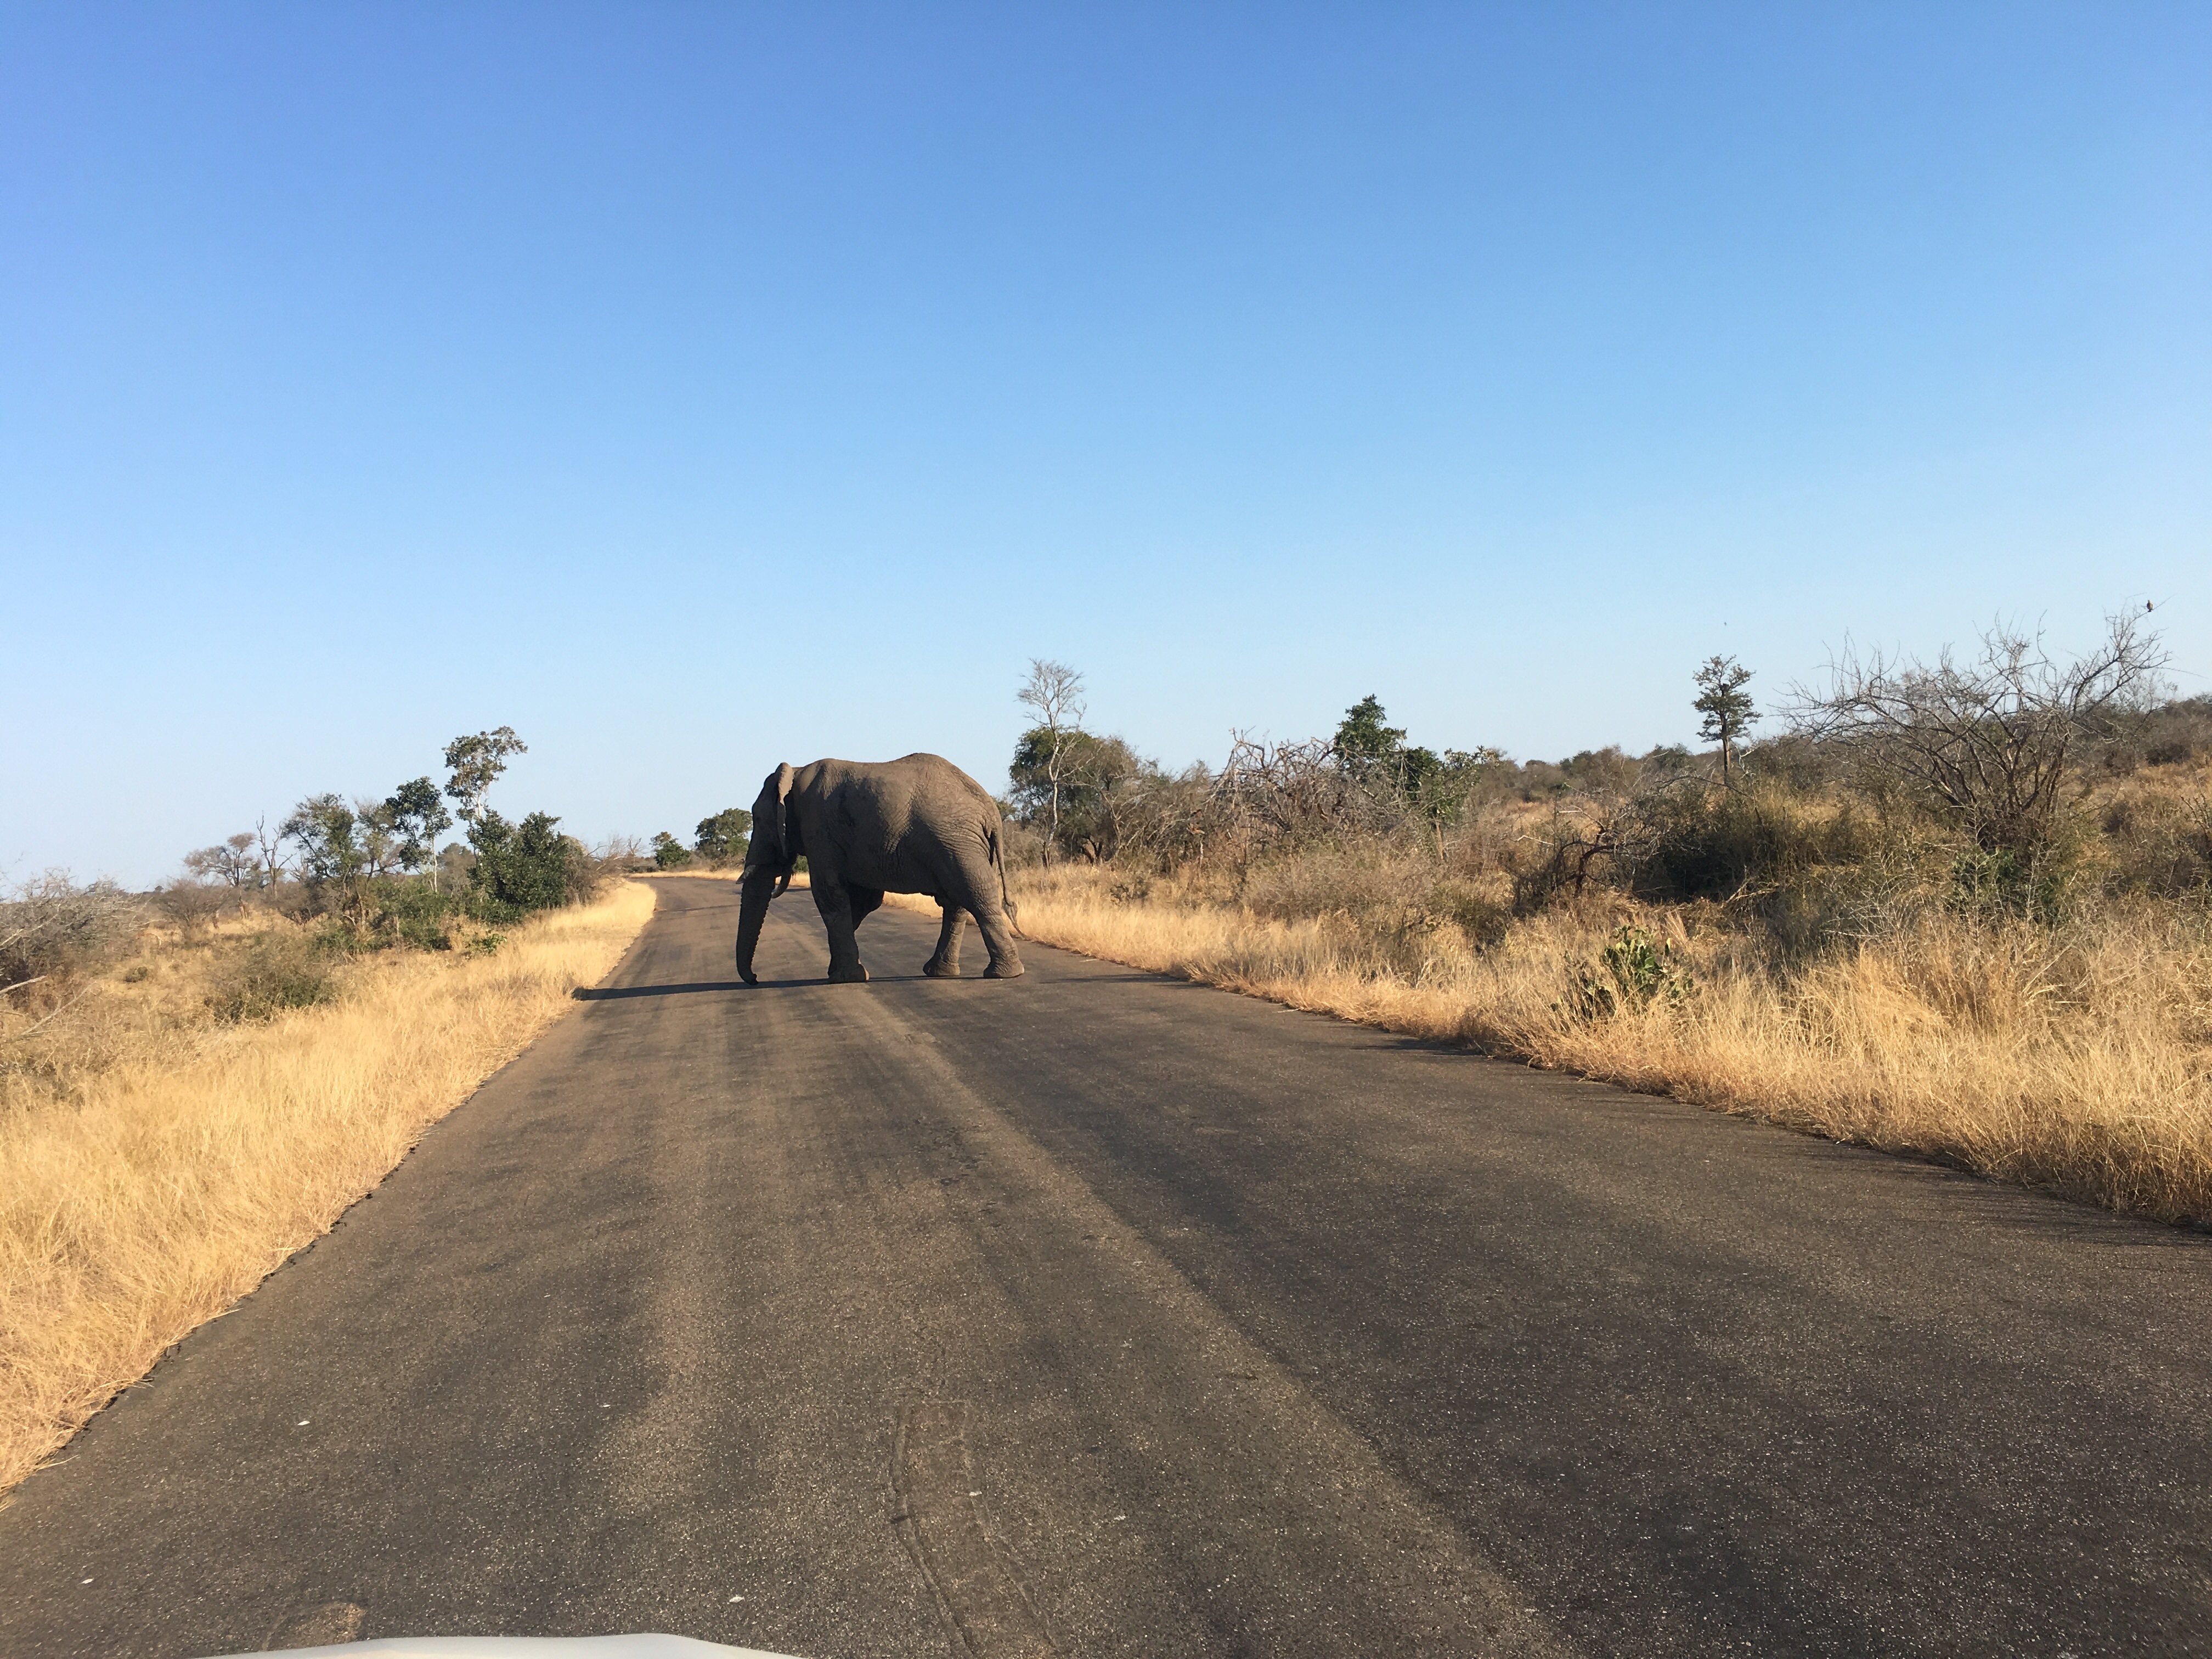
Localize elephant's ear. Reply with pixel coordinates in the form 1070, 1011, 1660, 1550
773, 763, 796, 862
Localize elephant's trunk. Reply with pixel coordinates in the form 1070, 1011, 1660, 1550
734, 869, 777, 985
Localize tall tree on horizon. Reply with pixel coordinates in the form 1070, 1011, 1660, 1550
1693, 656, 1759, 784
443, 727, 527, 828
1016, 659, 1086, 862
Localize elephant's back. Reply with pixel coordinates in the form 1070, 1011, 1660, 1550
805, 753, 1002, 837
819, 752, 1000, 812
807, 753, 1003, 896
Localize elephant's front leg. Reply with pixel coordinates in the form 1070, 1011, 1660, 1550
809, 868, 870, 983
924, 906, 966, 978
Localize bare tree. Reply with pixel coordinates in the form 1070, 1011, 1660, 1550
1016, 660, 1086, 862
253, 815, 290, 887
1102, 760, 1216, 870
1201, 732, 1409, 873
182, 832, 262, 887
1789, 612, 2169, 861
2, 872, 142, 1005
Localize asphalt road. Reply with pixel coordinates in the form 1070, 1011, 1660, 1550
4, 878, 2210, 1659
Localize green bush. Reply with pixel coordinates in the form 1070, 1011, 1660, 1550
207, 934, 337, 1022
298, 875, 464, 953
1564, 924, 1694, 1022
470, 810, 585, 921
380, 879, 462, 950
1635, 785, 1826, 902
1948, 827, 2090, 922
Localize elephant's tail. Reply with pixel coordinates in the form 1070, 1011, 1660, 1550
992, 827, 1023, 937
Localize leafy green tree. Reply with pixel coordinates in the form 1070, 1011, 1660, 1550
1400, 744, 1445, 800
282, 794, 368, 885
1332, 696, 1463, 819
1013, 730, 1154, 859
383, 777, 453, 881
1007, 726, 1064, 820
1332, 695, 1406, 773
1009, 728, 1149, 859
282, 794, 382, 928
443, 727, 527, 827
471, 810, 582, 916
694, 808, 752, 862
354, 799, 405, 877
1419, 747, 1504, 823
651, 831, 693, 869
1692, 656, 1758, 784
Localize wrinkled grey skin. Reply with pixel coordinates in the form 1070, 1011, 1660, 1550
734, 753, 1024, 985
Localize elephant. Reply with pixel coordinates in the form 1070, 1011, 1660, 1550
733, 753, 1025, 985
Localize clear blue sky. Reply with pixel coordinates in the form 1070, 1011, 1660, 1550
5, 3, 2207, 884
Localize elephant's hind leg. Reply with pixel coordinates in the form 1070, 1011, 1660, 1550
975, 903, 1025, 979
924, 906, 966, 978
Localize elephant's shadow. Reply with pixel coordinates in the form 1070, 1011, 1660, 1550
574, 973, 943, 1000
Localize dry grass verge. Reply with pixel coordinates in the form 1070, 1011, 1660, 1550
0, 879, 657, 1499
1009, 865, 2212, 1226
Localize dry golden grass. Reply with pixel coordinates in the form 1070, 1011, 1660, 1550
0, 879, 656, 1499
1010, 864, 2212, 1226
